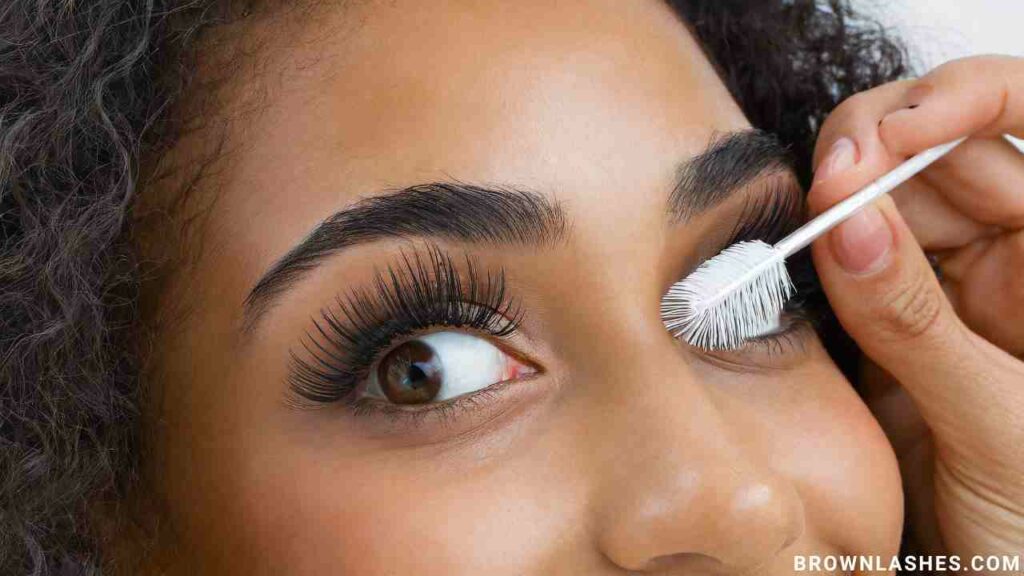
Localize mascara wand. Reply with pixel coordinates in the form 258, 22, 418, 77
661, 137, 967, 351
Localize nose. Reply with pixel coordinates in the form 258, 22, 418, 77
591, 345, 805, 573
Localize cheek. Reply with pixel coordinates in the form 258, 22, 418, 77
759, 360, 904, 554
202, 386, 584, 576
230, 448, 582, 576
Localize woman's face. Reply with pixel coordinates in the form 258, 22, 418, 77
148, 0, 904, 573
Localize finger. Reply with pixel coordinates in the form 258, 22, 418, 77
814, 66, 1024, 231
950, 230, 1024, 357
813, 81, 1004, 249
807, 158, 1024, 458
879, 55, 1024, 153
812, 80, 915, 174
889, 182, 1023, 354
916, 135, 1024, 229
889, 178, 995, 250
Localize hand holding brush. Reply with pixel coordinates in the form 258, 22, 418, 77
664, 55, 1024, 555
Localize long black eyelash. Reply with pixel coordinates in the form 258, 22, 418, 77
727, 181, 832, 333
724, 178, 804, 248
287, 246, 522, 406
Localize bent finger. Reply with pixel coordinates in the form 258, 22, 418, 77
952, 230, 1024, 357
812, 80, 915, 174
811, 192, 1024, 456
916, 135, 1024, 229
879, 55, 1024, 153
890, 178, 995, 250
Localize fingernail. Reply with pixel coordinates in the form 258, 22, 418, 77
831, 203, 893, 275
814, 137, 859, 184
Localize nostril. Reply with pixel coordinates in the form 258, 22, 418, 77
781, 505, 806, 550
643, 552, 726, 575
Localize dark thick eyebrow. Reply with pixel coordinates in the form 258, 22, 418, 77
669, 129, 795, 221
242, 183, 569, 331
242, 130, 795, 332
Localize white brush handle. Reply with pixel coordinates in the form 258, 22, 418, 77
774, 137, 967, 257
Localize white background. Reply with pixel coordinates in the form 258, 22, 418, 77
853, 0, 1022, 147
854, 0, 1023, 68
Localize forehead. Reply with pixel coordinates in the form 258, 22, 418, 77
180, 0, 751, 316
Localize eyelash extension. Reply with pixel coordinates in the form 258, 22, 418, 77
287, 246, 523, 407
724, 181, 832, 348
723, 177, 804, 248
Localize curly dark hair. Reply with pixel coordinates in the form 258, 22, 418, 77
0, 1, 908, 574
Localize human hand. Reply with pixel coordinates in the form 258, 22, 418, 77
808, 55, 1024, 559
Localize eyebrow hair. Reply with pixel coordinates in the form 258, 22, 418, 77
242, 183, 569, 331
669, 129, 795, 220
241, 129, 796, 332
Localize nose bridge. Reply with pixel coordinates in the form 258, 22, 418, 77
582, 338, 805, 572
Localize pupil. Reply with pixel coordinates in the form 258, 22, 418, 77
378, 340, 443, 404
404, 363, 429, 389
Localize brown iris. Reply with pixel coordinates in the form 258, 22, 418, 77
377, 340, 443, 404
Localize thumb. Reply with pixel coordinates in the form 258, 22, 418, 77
809, 181, 1021, 450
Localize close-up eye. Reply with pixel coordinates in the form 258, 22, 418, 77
365, 331, 536, 406
663, 181, 832, 357
285, 247, 536, 410
712, 253, 829, 360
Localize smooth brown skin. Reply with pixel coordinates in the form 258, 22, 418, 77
141, 1, 907, 574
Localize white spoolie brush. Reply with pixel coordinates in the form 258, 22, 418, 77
661, 137, 966, 350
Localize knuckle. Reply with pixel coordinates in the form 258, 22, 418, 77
876, 267, 948, 341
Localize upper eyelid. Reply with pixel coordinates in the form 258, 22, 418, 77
696, 174, 827, 356
285, 246, 522, 406
724, 173, 806, 247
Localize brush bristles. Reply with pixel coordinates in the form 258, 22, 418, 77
660, 240, 795, 350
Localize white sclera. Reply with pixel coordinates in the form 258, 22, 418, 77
366, 331, 509, 402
